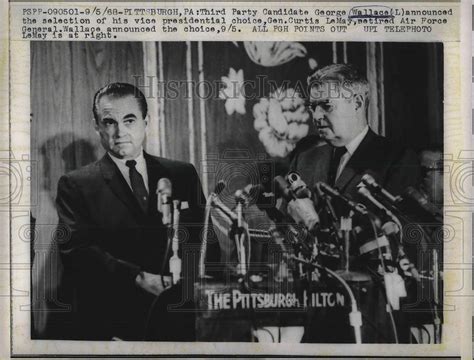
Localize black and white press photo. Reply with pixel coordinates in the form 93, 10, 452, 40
29, 41, 444, 345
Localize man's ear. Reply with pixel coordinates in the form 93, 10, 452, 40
353, 94, 365, 111
144, 114, 149, 127
93, 118, 100, 134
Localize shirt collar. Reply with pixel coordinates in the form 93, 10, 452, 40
108, 148, 146, 169
345, 126, 369, 156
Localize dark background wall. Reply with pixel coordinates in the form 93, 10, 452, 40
383, 43, 443, 151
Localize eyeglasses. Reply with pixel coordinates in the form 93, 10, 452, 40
306, 100, 333, 114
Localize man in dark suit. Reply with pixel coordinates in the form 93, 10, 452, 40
56, 83, 218, 340
291, 63, 421, 200
290, 64, 422, 343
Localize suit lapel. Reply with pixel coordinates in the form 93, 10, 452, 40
334, 129, 378, 191
99, 154, 146, 217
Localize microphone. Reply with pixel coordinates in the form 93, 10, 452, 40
286, 197, 320, 232
316, 182, 368, 216
403, 186, 442, 222
234, 184, 265, 207
382, 221, 399, 236
213, 180, 226, 196
241, 182, 289, 224
209, 186, 238, 222
286, 172, 312, 199
358, 186, 397, 221
359, 187, 421, 280
157, 178, 173, 226
361, 174, 400, 204
279, 174, 320, 231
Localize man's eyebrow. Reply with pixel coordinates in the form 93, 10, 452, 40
123, 113, 137, 119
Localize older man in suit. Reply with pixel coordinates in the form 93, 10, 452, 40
56, 83, 218, 340
290, 64, 422, 343
291, 63, 421, 200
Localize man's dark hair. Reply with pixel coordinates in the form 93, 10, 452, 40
92, 82, 148, 123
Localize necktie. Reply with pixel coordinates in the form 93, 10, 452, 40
125, 160, 149, 212
328, 146, 347, 186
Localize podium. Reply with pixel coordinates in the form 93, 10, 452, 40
194, 275, 378, 343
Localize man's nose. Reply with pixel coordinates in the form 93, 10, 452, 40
312, 107, 324, 123
115, 122, 127, 137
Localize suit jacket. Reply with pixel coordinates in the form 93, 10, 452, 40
56, 152, 218, 340
290, 129, 422, 204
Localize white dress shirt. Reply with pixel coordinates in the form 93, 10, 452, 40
335, 125, 369, 181
108, 149, 149, 192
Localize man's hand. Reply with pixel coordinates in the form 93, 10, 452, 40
135, 272, 171, 297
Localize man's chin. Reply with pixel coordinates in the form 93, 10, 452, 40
323, 138, 343, 147
111, 147, 138, 160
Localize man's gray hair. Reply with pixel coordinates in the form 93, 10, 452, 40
307, 64, 370, 107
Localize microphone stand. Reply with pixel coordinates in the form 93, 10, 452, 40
339, 213, 352, 274
169, 200, 182, 285
205, 191, 247, 278
199, 190, 238, 278
315, 186, 342, 242
433, 248, 441, 343
235, 199, 247, 276
336, 211, 372, 282
159, 198, 173, 289
199, 193, 214, 279
316, 184, 370, 282
361, 180, 443, 342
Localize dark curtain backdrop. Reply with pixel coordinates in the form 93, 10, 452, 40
30, 41, 443, 338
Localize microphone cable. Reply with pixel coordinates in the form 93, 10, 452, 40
291, 255, 363, 344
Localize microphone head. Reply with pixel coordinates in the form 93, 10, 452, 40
235, 184, 267, 207
357, 186, 371, 198
286, 172, 312, 199
382, 221, 399, 235
405, 186, 427, 205
286, 172, 301, 185
157, 178, 173, 226
404, 186, 442, 218
213, 180, 226, 195
157, 178, 172, 196
316, 181, 338, 197
245, 183, 264, 200
234, 189, 246, 204
361, 174, 377, 188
